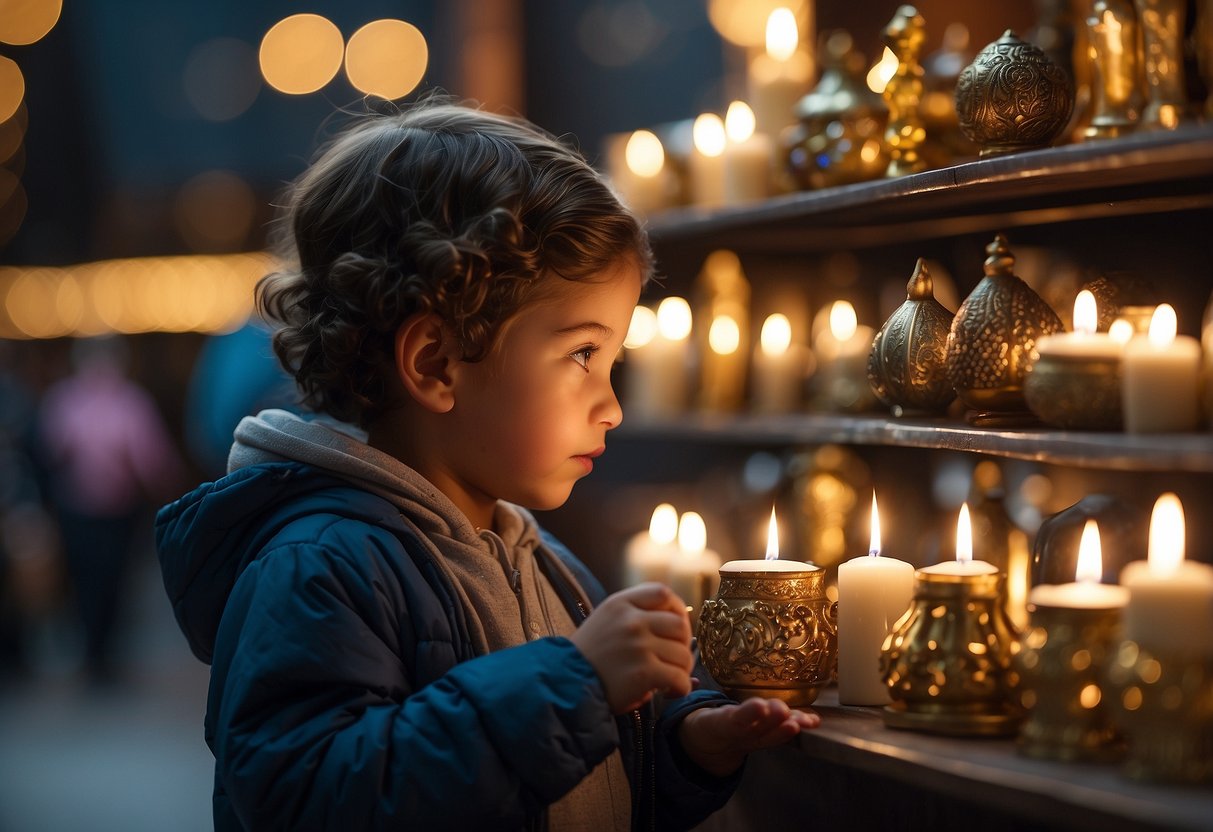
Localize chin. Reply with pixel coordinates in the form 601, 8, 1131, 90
516, 485, 575, 513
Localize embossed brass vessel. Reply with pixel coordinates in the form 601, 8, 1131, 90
698, 565, 837, 706
868, 257, 956, 416
882, 5, 928, 176
880, 569, 1023, 735
1023, 348, 1123, 430
1085, 0, 1143, 139
955, 30, 1074, 155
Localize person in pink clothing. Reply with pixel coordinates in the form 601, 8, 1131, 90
38, 336, 184, 682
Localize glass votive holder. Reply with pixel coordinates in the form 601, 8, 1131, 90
1015, 602, 1125, 761
880, 569, 1023, 736
1105, 641, 1213, 784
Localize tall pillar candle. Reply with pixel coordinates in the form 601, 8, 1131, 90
689, 113, 726, 207
1122, 303, 1202, 433
623, 298, 692, 421
622, 503, 679, 587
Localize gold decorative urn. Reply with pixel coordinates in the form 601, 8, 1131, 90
698, 564, 837, 707
945, 234, 1063, 424
955, 30, 1074, 155
868, 257, 956, 416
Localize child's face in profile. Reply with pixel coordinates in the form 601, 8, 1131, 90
443, 257, 643, 517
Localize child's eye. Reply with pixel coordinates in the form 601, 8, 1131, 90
570, 346, 598, 370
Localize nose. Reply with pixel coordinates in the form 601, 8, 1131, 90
597, 376, 624, 430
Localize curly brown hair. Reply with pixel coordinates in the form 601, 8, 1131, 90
257, 100, 653, 426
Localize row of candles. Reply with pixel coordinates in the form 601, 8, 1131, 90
624, 489, 1213, 781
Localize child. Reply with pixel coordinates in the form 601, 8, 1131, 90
156, 100, 818, 831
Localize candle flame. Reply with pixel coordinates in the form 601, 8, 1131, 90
760, 313, 792, 356
765, 506, 780, 560
869, 490, 881, 557
765, 8, 798, 61
866, 47, 898, 94
624, 305, 657, 349
692, 112, 726, 158
1148, 303, 1178, 348
829, 300, 858, 341
1108, 318, 1134, 344
1148, 492, 1185, 576
724, 100, 756, 143
956, 503, 972, 564
649, 503, 678, 545
624, 130, 664, 178
708, 314, 741, 355
678, 511, 707, 555
1073, 290, 1098, 336
655, 296, 692, 341
1075, 519, 1103, 584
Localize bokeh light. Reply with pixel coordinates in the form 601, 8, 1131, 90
173, 170, 258, 252
259, 14, 344, 95
707, 0, 809, 48
343, 19, 428, 100
0, 102, 27, 164
0, 0, 62, 46
0, 56, 26, 123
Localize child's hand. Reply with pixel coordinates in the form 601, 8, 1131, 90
570, 583, 693, 714
677, 698, 821, 777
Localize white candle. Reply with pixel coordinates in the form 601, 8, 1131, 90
700, 311, 747, 412
746, 8, 813, 139
837, 492, 915, 705
1033, 290, 1124, 360
605, 129, 669, 216
751, 313, 804, 413
721, 101, 772, 205
689, 112, 726, 207
920, 503, 1000, 576
720, 506, 817, 572
1122, 304, 1202, 433
622, 503, 679, 587
667, 511, 722, 615
814, 300, 875, 411
1121, 493, 1213, 656
1028, 520, 1129, 609
623, 298, 691, 421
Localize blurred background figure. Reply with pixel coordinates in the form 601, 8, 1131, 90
35, 336, 185, 685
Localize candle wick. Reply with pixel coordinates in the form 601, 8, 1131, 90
869, 549, 879, 558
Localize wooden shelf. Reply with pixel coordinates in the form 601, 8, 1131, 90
646, 124, 1213, 254
620, 413, 1213, 473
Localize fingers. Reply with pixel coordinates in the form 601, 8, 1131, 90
617, 582, 689, 615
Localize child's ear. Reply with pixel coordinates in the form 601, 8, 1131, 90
393, 313, 458, 413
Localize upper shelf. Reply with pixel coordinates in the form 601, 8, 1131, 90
621, 412, 1213, 473
645, 124, 1213, 254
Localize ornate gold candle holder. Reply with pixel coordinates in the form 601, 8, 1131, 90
1023, 349, 1123, 430
1106, 641, 1213, 783
880, 569, 1023, 735
698, 564, 837, 707
1015, 604, 1125, 762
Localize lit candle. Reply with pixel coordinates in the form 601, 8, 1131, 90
751, 312, 804, 413
689, 112, 726, 207
1033, 291, 1124, 359
814, 300, 875, 411
837, 491, 916, 705
622, 503, 679, 587
667, 511, 722, 617
1120, 494, 1213, 656
721, 101, 772, 205
719, 506, 817, 572
1028, 520, 1129, 609
700, 311, 747, 412
623, 297, 692, 421
1122, 304, 1202, 433
920, 503, 1000, 576
746, 8, 813, 139
605, 129, 669, 215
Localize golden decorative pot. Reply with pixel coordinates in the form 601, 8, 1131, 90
1023, 349, 1123, 430
698, 565, 837, 707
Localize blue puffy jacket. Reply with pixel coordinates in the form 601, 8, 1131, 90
156, 461, 738, 831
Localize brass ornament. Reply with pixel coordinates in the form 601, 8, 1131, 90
1023, 348, 1123, 430
1015, 605, 1124, 762
1084, 0, 1143, 139
868, 257, 956, 416
945, 234, 1064, 422
698, 566, 838, 706
1135, 0, 1190, 129
880, 569, 1023, 736
955, 30, 1075, 155
881, 5, 928, 176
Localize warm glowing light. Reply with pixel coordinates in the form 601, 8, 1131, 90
760, 313, 791, 356
692, 113, 726, 158
679, 511, 707, 554
1075, 520, 1103, 583
765, 506, 780, 560
1073, 290, 1098, 335
956, 503, 972, 564
724, 101, 756, 143
259, 14, 344, 95
649, 503, 678, 545
866, 47, 898, 94
708, 314, 741, 355
344, 19, 428, 100
656, 296, 692, 340
624, 305, 658, 349
708, 0, 809, 48
1108, 318, 1134, 344
1147, 493, 1185, 576
765, 7, 798, 61
0, 0, 62, 46
829, 300, 858, 341
625, 130, 664, 177
1147, 303, 1178, 348
0, 57, 25, 124
869, 491, 881, 556
174, 170, 257, 252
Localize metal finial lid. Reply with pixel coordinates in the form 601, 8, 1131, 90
907, 257, 934, 299
984, 234, 1015, 277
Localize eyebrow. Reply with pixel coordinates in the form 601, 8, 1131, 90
553, 322, 614, 339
